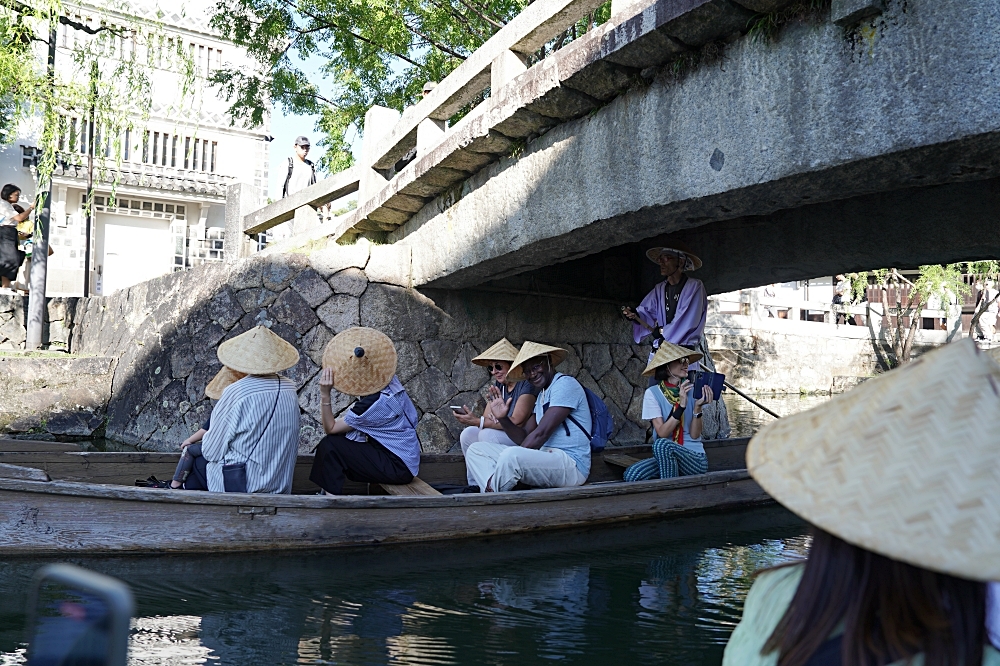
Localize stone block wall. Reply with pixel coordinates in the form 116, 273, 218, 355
30, 239, 727, 453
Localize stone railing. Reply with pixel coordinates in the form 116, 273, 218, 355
234, 0, 879, 250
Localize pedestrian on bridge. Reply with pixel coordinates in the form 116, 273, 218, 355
622, 243, 707, 372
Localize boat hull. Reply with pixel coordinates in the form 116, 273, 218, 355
0, 470, 767, 554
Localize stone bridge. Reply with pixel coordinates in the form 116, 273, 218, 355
235, 0, 1000, 304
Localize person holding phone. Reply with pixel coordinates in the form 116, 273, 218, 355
452, 339, 539, 484
623, 342, 713, 482
0, 184, 31, 290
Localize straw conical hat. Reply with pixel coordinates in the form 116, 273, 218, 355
216, 325, 299, 375
472, 338, 520, 366
645, 243, 702, 271
641, 342, 703, 377
506, 341, 567, 382
987, 346, 1000, 364
747, 338, 1000, 581
204, 366, 247, 400
323, 327, 397, 396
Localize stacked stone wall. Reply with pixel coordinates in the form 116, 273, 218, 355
3, 241, 725, 451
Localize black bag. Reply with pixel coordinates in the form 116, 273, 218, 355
222, 380, 281, 493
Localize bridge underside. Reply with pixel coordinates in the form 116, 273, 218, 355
393, 0, 1000, 297
476, 174, 1000, 302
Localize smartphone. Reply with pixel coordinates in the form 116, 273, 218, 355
25, 564, 134, 666
449, 405, 464, 411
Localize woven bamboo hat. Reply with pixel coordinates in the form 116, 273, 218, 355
645, 243, 702, 271
987, 346, 1000, 364
216, 325, 299, 375
747, 338, 1000, 581
506, 341, 568, 382
472, 338, 520, 366
204, 366, 247, 400
323, 327, 398, 396
641, 342, 703, 377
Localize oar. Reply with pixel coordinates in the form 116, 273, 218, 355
722, 381, 781, 419
625, 309, 782, 419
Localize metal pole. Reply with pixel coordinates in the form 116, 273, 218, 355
82, 61, 97, 297
25, 24, 57, 350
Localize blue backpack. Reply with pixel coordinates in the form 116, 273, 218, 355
545, 376, 615, 452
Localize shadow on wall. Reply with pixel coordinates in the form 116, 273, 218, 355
54, 239, 695, 453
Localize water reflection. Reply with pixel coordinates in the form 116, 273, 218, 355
0, 506, 807, 665
723, 393, 833, 438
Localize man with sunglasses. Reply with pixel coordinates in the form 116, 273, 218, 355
466, 342, 591, 493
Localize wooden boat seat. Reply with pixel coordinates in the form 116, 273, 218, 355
380, 477, 442, 496
602, 453, 644, 469
0, 462, 50, 481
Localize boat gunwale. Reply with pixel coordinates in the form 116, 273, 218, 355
0, 469, 752, 509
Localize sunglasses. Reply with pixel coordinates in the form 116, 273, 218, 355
488, 363, 506, 372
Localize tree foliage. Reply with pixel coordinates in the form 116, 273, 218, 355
208, 0, 610, 174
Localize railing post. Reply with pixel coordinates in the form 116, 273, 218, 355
224, 182, 260, 263
416, 118, 447, 158
492, 50, 528, 91
359, 105, 403, 205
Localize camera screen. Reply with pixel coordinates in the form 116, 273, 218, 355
27, 581, 114, 666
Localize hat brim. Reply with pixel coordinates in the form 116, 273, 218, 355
471, 338, 520, 366
645, 247, 703, 271
323, 327, 398, 396
216, 326, 300, 375
506, 342, 568, 382
205, 366, 247, 400
641, 343, 703, 376
746, 339, 1000, 581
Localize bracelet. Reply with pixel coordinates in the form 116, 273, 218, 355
480, 416, 485, 429
321, 401, 331, 406
694, 412, 703, 418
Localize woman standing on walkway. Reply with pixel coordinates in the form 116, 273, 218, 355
0, 184, 31, 290
724, 339, 1000, 666
623, 342, 713, 482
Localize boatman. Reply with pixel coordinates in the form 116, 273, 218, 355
622, 243, 707, 373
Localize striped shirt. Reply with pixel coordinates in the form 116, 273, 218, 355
201, 374, 300, 494
343, 376, 421, 476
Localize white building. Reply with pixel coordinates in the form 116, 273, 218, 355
0, 1, 269, 296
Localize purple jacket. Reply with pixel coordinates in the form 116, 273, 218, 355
633, 277, 708, 368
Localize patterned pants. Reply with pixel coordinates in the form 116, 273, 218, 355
623, 439, 709, 481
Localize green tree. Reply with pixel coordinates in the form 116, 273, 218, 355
208, 0, 610, 174
966, 260, 1000, 340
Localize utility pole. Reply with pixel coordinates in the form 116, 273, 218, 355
83, 61, 98, 297
25, 23, 57, 350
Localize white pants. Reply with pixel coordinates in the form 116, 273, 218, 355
465, 442, 587, 493
460, 427, 517, 484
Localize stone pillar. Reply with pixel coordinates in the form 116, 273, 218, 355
610, 0, 646, 19
491, 50, 527, 92
416, 118, 447, 158
292, 204, 320, 235
224, 182, 260, 263
359, 105, 402, 205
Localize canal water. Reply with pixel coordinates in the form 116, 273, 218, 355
0, 506, 809, 665
722, 392, 832, 438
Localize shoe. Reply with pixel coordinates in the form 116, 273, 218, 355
134, 475, 171, 488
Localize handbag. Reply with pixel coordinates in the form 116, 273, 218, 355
222, 379, 282, 493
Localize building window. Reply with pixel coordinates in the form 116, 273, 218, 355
142, 130, 150, 163
171, 136, 177, 167
124, 128, 130, 161
192, 139, 199, 171
152, 132, 159, 164
80, 120, 88, 155
201, 140, 207, 173
21, 146, 39, 168
162, 133, 169, 166
210, 141, 217, 172
184, 137, 190, 169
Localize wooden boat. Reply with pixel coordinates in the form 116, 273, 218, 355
0, 437, 768, 555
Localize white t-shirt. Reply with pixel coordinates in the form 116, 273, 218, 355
0, 201, 18, 227
641, 385, 704, 454
534, 373, 591, 478
286, 158, 313, 196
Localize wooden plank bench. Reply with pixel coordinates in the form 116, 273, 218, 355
602, 453, 644, 469
379, 477, 442, 496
